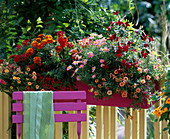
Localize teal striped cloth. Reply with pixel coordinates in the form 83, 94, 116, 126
23, 91, 55, 139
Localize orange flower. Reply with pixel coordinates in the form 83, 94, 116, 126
41, 89, 45, 91
32, 76, 37, 80
146, 75, 151, 80
137, 67, 142, 72
13, 76, 17, 80
130, 116, 134, 120
98, 84, 102, 88
116, 88, 120, 92
136, 88, 141, 93
37, 43, 44, 49
102, 78, 106, 81
94, 91, 99, 96
36, 38, 41, 41
119, 78, 123, 82
107, 90, 112, 95
38, 34, 44, 39
41, 39, 48, 45
169, 114, 170, 119
55, 45, 63, 53
121, 91, 127, 98
31, 40, 38, 47
165, 98, 170, 104
141, 79, 146, 84
45, 35, 53, 43
114, 70, 118, 74
123, 77, 128, 81
17, 80, 21, 84
110, 73, 113, 78
28, 82, 32, 86
26, 67, 31, 72
159, 92, 165, 96
33, 57, 41, 64
119, 81, 125, 87
10, 86, 13, 89
25, 48, 34, 57
95, 79, 99, 83
36, 85, 39, 89
32, 72, 36, 76
89, 88, 94, 92
161, 107, 168, 113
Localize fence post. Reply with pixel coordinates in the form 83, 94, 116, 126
125, 108, 132, 139
139, 109, 147, 139
81, 105, 89, 139
54, 111, 63, 139
154, 100, 162, 139
69, 111, 77, 139
104, 106, 111, 139
111, 107, 117, 139
132, 110, 139, 139
96, 106, 103, 139
0, 92, 3, 139
163, 120, 169, 139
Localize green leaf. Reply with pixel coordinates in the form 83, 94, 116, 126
63, 23, 69, 28
49, 24, 56, 31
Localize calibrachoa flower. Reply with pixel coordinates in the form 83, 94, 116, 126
92, 74, 96, 78
67, 65, 73, 71
88, 52, 94, 58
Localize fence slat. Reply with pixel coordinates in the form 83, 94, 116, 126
111, 107, 117, 139
139, 109, 147, 139
0, 92, 3, 139
132, 110, 139, 139
54, 111, 62, 139
3, 93, 10, 139
96, 106, 103, 139
163, 120, 169, 139
69, 111, 78, 139
154, 100, 162, 139
125, 108, 132, 139
81, 105, 89, 139
104, 106, 111, 139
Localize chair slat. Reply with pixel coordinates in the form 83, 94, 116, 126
13, 91, 86, 100
12, 115, 23, 123
13, 102, 87, 112
53, 91, 86, 100
54, 102, 86, 111
54, 114, 86, 122
13, 103, 23, 112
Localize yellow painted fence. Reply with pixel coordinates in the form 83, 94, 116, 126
0, 92, 169, 139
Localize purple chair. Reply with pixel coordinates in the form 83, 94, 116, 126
12, 91, 87, 139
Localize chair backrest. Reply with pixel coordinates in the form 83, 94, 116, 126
12, 91, 87, 139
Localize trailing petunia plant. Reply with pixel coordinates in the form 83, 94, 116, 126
0, 31, 77, 97
68, 12, 167, 116
153, 70, 170, 134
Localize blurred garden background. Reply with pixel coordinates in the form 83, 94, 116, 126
0, 0, 169, 138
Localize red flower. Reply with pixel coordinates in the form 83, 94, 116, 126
57, 35, 69, 48
9, 54, 16, 59
108, 33, 116, 40
57, 31, 65, 37
149, 37, 154, 42
22, 39, 30, 46
143, 35, 148, 41
116, 20, 124, 26
115, 53, 122, 58
131, 49, 137, 52
126, 63, 132, 69
121, 60, 126, 66
110, 21, 114, 26
107, 26, 111, 32
113, 11, 120, 15
116, 46, 123, 53
141, 50, 148, 58
55, 45, 63, 53
14, 55, 21, 63
125, 22, 130, 29
127, 41, 133, 46
123, 45, 129, 52
16, 44, 21, 51
144, 44, 148, 48
0, 59, 4, 64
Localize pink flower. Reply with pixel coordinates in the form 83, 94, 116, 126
155, 76, 159, 80
141, 79, 146, 84
0, 79, 7, 85
100, 59, 105, 63
73, 61, 79, 65
75, 68, 78, 73
146, 75, 151, 80
138, 59, 142, 64
158, 59, 161, 63
88, 52, 94, 58
92, 66, 96, 72
83, 59, 88, 65
76, 76, 81, 81
66, 65, 73, 71
101, 64, 105, 67
143, 69, 148, 73
79, 64, 84, 68
92, 74, 96, 78
154, 65, 158, 70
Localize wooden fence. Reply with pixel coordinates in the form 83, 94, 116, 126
0, 92, 169, 139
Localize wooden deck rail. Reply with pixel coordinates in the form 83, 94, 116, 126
0, 92, 169, 139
